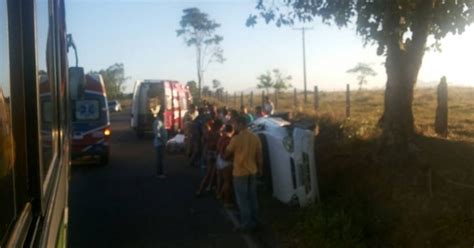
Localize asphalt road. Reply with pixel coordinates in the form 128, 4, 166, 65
68, 110, 249, 248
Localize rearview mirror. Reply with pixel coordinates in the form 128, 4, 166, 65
69, 67, 84, 100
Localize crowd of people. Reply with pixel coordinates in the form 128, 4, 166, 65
153, 96, 276, 232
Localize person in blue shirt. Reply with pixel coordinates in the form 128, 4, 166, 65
153, 105, 168, 179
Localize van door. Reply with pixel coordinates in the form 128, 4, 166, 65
138, 83, 150, 131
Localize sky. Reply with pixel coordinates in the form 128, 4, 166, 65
1, 0, 10, 97
66, 0, 474, 93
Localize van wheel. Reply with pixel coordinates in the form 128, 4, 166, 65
258, 134, 273, 193
99, 153, 109, 165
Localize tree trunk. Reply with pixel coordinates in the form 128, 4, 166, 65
381, 54, 417, 146
380, 0, 434, 148
196, 45, 202, 101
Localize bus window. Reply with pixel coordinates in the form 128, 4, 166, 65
36, 0, 58, 184
0, 0, 16, 244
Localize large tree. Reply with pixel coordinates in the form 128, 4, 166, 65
257, 71, 274, 94
257, 69, 292, 94
212, 79, 225, 99
347, 63, 377, 90
247, 0, 474, 146
272, 69, 292, 95
177, 8, 225, 101
90, 63, 127, 99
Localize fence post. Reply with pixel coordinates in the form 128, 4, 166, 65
314, 85, 319, 110
274, 90, 278, 109
240, 92, 244, 107
250, 91, 254, 108
435, 76, 448, 137
234, 92, 237, 107
261, 90, 265, 107
293, 88, 297, 108
346, 84, 351, 118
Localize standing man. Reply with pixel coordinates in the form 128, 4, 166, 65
226, 116, 263, 231
189, 107, 206, 167
183, 104, 198, 157
153, 105, 168, 179
263, 96, 274, 115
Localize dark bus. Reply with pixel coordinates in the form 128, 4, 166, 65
1, 0, 69, 247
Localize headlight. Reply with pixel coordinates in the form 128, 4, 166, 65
282, 136, 293, 153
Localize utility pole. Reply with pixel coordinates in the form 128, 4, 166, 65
293, 27, 312, 104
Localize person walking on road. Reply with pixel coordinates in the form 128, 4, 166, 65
189, 107, 206, 167
226, 116, 263, 231
153, 105, 168, 179
263, 96, 274, 115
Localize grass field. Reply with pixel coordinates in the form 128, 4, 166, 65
240, 86, 474, 247
223, 86, 474, 142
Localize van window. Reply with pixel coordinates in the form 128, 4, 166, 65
74, 100, 100, 121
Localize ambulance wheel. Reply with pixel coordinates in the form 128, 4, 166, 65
258, 134, 273, 194
99, 153, 109, 165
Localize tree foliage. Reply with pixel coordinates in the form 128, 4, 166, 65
212, 79, 221, 89
177, 8, 225, 100
247, 0, 474, 145
247, 0, 474, 54
90, 63, 128, 99
257, 71, 274, 94
212, 79, 224, 99
202, 85, 211, 97
257, 69, 292, 94
272, 68, 292, 92
347, 63, 377, 90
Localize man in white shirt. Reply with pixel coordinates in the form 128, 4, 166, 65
153, 105, 168, 179
263, 96, 274, 115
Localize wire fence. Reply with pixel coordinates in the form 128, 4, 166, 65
202, 85, 474, 142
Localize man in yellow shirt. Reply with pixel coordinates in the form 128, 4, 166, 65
226, 116, 263, 231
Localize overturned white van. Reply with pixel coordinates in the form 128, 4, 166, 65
251, 117, 320, 207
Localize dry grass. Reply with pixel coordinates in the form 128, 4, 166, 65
232, 87, 474, 247
221, 87, 474, 142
